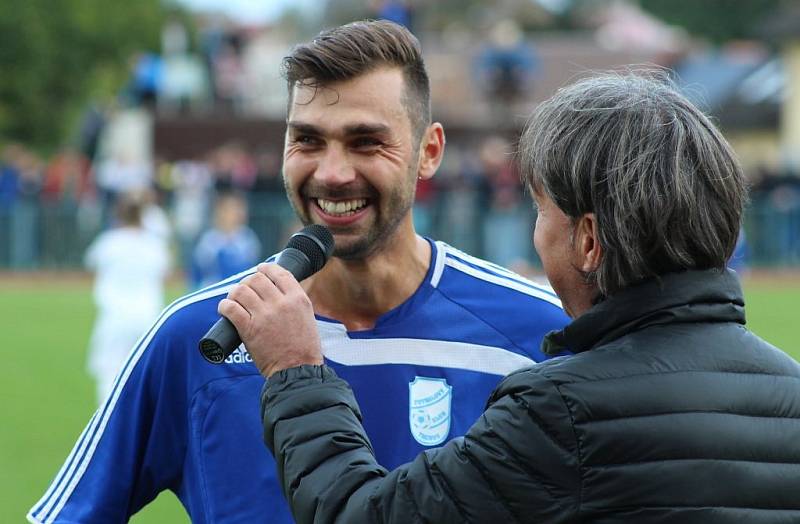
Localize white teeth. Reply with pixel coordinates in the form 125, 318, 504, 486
316, 198, 367, 216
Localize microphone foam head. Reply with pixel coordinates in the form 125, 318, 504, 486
286, 224, 335, 273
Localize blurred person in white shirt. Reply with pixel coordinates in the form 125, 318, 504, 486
85, 191, 171, 404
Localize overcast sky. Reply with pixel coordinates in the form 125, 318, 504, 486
173, 0, 320, 24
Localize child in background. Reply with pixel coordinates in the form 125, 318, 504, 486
85, 191, 170, 404
190, 191, 260, 289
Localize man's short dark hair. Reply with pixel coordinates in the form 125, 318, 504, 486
282, 20, 431, 143
519, 70, 747, 297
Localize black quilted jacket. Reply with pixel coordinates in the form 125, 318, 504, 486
262, 269, 800, 523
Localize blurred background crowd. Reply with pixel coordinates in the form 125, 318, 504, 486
2, 0, 800, 286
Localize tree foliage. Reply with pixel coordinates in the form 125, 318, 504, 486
0, 0, 170, 152
636, 0, 783, 44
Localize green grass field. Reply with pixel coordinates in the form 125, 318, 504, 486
2, 275, 798, 523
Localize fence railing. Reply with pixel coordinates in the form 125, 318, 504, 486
1, 191, 798, 271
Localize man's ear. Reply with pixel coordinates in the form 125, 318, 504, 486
574, 213, 602, 273
417, 123, 445, 181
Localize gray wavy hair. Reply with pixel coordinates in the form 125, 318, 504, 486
519, 71, 746, 297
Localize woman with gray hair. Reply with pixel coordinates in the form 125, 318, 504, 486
243, 71, 800, 523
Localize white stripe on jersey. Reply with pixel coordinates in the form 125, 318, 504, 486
437, 243, 563, 308
440, 242, 559, 295
318, 322, 536, 375
441, 242, 528, 280
429, 239, 447, 288
28, 274, 249, 524
27, 411, 101, 524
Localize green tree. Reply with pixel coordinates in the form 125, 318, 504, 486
0, 0, 171, 152
636, 0, 783, 44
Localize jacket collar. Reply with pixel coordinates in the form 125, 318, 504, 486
542, 269, 746, 355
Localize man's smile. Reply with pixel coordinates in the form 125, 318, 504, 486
315, 198, 369, 217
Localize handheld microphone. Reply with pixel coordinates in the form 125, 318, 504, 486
198, 224, 335, 364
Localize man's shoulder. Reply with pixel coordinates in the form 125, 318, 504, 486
166, 276, 245, 321
431, 240, 563, 310
148, 269, 259, 353
110, 268, 263, 394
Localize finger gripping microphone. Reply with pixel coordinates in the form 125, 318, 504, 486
198, 224, 335, 364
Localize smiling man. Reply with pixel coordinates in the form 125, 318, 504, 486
29, 20, 568, 524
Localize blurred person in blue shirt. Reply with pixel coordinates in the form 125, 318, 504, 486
190, 190, 260, 289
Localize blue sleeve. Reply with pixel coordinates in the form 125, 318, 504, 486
247, 228, 261, 261
431, 249, 571, 362
28, 312, 189, 523
192, 233, 217, 288
190, 253, 206, 290
438, 272, 570, 361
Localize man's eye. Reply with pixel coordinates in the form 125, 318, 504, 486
294, 135, 319, 146
352, 137, 381, 149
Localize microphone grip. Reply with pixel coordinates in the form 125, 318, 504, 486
273, 248, 313, 281
199, 317, 241, 364
198, 248, 312, 364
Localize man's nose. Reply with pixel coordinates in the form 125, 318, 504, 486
314, 146, 356, 186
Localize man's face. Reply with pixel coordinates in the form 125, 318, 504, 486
532, 189, 584, 318
282, 67, 420, 260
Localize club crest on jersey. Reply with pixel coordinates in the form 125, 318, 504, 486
408, 376, 452, 446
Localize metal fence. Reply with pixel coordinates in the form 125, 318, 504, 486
1, 191, 798, 272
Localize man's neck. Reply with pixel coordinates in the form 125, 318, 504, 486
303, 232, 431, 331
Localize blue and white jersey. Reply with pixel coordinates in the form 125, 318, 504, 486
29, 239, 569, 524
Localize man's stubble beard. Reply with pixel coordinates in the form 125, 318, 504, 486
283, 167, 418, 261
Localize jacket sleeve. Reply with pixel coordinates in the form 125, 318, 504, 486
262, 365, 580, 524
27, 314, 188, 524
